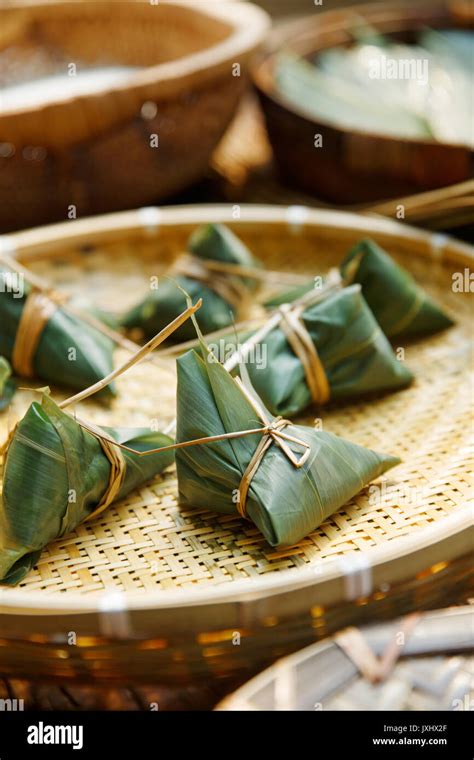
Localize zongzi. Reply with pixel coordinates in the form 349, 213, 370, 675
175, 338, 400, 548
227, 284, 412, 417
0, 264, 117, 399
265, 238, 453, 339
122, 223, 261, 342
0, 294, 202, 584
0, 394, 174, 584
340, 239, 455, 338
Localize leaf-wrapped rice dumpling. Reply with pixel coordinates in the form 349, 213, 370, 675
0, 266, 117, 399
0, 357, 15, 411
265, 238, 453, 339
340, 239, 454, 338
175, 341, 400, 548
231, 285, 412, 418
0, 394, 174, 584
121, 224, 261, 342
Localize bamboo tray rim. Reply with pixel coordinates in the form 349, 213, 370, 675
252, 0, 473, 155
0, 510, 471, 615
0, 203, 472, 616
3, 203, 473, 264
216, 604, 474, 710
0, 0, 270, 118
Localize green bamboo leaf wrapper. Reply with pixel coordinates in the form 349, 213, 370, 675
340, 239, 454, 338
0, 395, 174, 584
265, 238, 453, 339
235, 285, 412, 417
0, 268, 117, 399
175, 346, 400, 548
0, 357, 15, 411
121, 224, 261, 342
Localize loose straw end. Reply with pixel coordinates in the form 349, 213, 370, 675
60, 298, 203, 410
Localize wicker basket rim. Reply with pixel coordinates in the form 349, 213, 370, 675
216, 605, 473, 710
252, 0, 473, 155
0, 203, 472, 616
4, 203, 473, 264
0, 510, 470, 615
0, 0, 270, 119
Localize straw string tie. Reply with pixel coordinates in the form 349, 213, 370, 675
82, 423, 127, 522
12, 288, 69, 378
278, 302, 330, 405
172, 253, 249, 314
236, 411, 310, 520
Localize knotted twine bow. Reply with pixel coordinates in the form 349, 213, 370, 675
172, 253, 251, 315
235, 378, 311, 519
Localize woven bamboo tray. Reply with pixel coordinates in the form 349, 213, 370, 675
0, 205, 472, 684
0, 0, 269, 231
218, 605, 474, 710
253, 0, 474, 204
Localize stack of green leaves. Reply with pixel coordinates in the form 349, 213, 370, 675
0, 394, 174, 584
0, 357, 15, 411
276, 51, 432, 141
0, 265, 117, 399
175, 334, 400, 548
275, 29, 474, 148
122, 223, 261, 342
231, 284, 413, 418
265, 238, 453, 339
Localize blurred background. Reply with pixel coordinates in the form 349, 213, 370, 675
0, 0, 472, 235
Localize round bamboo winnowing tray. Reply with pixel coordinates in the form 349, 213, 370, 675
218, 606, 474, 710
0, 205, 472, 684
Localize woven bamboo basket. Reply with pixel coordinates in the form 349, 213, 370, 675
0, 0, 269, 231
253, 0, 474, 204
218, 605, 474, 710
0, 204, 472, 685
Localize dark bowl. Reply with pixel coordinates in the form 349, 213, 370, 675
253, 0, 474, 204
